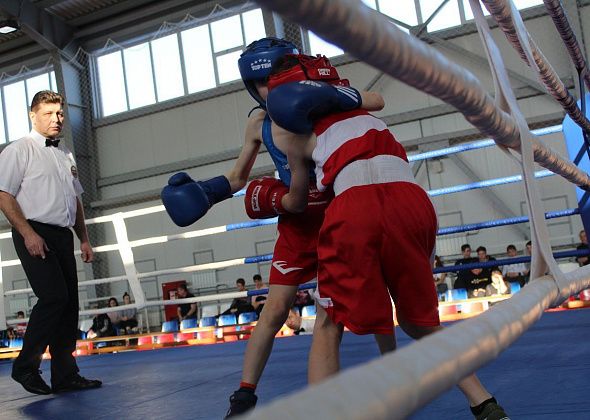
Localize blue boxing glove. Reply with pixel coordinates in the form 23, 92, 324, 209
161, 172, 232, 227
266, 80, 362, 134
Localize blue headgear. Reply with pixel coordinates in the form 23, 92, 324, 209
238, 37, 299, 109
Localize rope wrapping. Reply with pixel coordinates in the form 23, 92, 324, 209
481, 0, 590, 134
543, 0, 590, 90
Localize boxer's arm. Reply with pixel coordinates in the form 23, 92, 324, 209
226, 111, 264, 193
361, 91, 385, 111
281, 134, 314, 213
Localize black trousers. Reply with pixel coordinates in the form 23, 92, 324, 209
12, 221, 79, 385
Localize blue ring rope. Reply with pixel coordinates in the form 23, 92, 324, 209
407, 125, 561, 162
429, 170, 554, 196
245, 249, 587, 296
231, 126, 561, 199
438, 208, 579, 235
435, 249, 590, 274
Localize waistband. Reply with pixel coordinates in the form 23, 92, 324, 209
333, 155, 417, 196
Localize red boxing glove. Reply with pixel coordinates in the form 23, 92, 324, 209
245, 178, 289, 219
304, 184, 333, 215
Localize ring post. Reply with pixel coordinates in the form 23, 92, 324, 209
563, 93, 590, 234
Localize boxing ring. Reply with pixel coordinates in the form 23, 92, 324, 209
0, 0, 590, 418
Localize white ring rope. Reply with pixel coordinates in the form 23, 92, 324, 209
254, 0, 590, 190
239, 0, 590, 418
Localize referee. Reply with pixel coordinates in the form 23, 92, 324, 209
0, 91, 101, 395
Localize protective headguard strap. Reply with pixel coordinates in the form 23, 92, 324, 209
267, 54, 350, 91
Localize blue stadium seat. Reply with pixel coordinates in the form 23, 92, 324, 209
238, 312, 257, 324
199, 316, 217, 327
301, 305, 317, 317
161, 320, 179, 333
180, 318, 197, 330
509, 282, 521, 294
218, 314, 237, 326
445, 288, 468, 302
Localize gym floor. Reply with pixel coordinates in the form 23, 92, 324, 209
1, 308, 588, 419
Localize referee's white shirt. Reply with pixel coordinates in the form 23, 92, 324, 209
0, 129, 84, 228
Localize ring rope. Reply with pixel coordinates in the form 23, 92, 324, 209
254, 0, 590, 190
542, 0, 590, 90
481, 0, 590, 136
241, 0, 590, 418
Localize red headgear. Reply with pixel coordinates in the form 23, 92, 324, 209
267, 54, 350, 91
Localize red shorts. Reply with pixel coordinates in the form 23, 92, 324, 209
269, 209, 324, 286
316, 182, 440, 335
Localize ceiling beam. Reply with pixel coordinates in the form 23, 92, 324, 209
0, 0, 75, 51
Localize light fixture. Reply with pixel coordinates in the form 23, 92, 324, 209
0, 20, 19, 34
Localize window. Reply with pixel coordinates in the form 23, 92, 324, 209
420, 0, 461, 33
151, 34, 184, 101
309, 0, 545, 57
0, 69, 58, 143
94, 7, 266, 117
4, 81, 30, 141
123, 43, 156, 109
182, 26, 216, 93
97, 52, 127, 116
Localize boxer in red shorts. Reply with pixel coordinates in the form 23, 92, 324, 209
161, 39, 395, 418
266, 54, 510, 420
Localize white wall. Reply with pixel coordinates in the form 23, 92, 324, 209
2, 9, 588, 317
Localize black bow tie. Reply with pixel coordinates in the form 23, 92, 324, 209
45, 138, 60, 147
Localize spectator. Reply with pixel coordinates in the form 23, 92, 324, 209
15, 311, 27, 338
176, 284, 197, 321
285, 308, 305, 335
433, 255, 448, 294
486, 270, 511, 297
251, 274, 268, 316
465, 246, 496, 297
292, 289, 314, 313
222, 278, 255, 316
501, 245, 528, 287
87, 311, 115, 339
106, 297, 121, 329
7, 327, 17, 341
454, 244, 476, 289
118, 292, 138, 334
524, 240, 532, 281
576, 230, 589, 266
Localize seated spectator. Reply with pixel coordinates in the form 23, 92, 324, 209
486, 270, 511, 297
107, 297, 121, 329
87, 311, 115, 338
222, 278, 255, 316
285, 308, 305, 335
501, 244, 528, 287
524, 240, 532, 281
454, 244, 476, 289
466, 246, 497, 298
293, 289, 314, 313
476, 246, 498, 274
576, 230, 589, 266
15, 310, 27, 338
6, 326, 17, 341
433, 255, 448, 294
176, 284, 197, 322
251, 274, 268, 316
119, 292, 138, 334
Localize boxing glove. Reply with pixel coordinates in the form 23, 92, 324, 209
304, 184, 333, 215
245, 177, 289, 219
161, 172, 231, 227
266, 80, 362, 134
